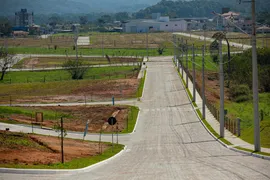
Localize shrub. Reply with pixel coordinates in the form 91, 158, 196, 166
229, 84, 251, 102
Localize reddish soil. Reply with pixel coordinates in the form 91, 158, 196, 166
6, 79, 139, 104
0, 131, 108, 165
7, 105, 130, 133
194, 70, 230, 105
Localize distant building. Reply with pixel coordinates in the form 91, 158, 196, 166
123, 13, 188, 33
15, 9, 34, 27
215, 8, 252, 33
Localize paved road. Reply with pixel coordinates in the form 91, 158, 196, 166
1, 56, 270, 180
173, 32, 252, 50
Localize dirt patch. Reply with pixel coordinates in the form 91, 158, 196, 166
0, 131, 109, 165
5, 79, 140, 104
23, 58, 40, 68
7, 105, 130, 133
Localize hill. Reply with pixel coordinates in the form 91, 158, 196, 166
0, 0, 160, 15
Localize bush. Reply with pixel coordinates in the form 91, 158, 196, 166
229, 84, 251, 102
62, 60, 88, 80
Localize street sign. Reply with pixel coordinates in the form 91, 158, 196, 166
108, 117, 117, 125
83, 120, 90, 139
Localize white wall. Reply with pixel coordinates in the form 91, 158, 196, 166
160, 20, 187, 32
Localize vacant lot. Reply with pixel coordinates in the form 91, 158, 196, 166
0, 131, 123, 169
0, 105, 139, 133
13, 56, 142, 69
2, 66, 140, 84
0, 78, 139, 104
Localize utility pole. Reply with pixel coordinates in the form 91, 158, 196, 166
202, 45, 206, 119
181, 38, 184, 76
146, 31, 149, 59
219, 40, 224, 138
173, 34, 176, 64
185, 40, 189, 89
102, 33, 104, 57
251, 0, 260, 152
192, 44, 196, 102
74, 25, 78, 67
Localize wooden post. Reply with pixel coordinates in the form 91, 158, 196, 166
237, 118, 241, 136
61, 117, 64, 163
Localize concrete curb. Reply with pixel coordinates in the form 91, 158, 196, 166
174, 63, 270, 161
130, 108, 141, 134
0, 146, 127, 174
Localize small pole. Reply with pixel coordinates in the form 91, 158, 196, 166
99, 128, 102, 154
237, 118, 241, 137
31, 121, 34, 133
112, 96, 115, 105
116, 123, 119, 144
61, 117, 64, 163
111, 127, 114, 152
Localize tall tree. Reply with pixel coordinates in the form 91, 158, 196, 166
0, 47, 15, 81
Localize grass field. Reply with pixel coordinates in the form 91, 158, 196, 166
0, 106, 72, 121
1, 66, 139, 84
8, 47, 175, 56
179, 55, 218, 72
225, 93, 270, 148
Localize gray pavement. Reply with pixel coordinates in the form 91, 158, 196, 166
173, 32, 251, 50
1, 56, 270, 180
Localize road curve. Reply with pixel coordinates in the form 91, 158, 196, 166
1, 56, 270, 180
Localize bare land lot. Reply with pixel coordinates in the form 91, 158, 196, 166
0, 130, 124, 168
0, 105, 137, 133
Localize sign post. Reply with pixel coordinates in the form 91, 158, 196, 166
83, 120, 90, 140
108, 117, 117, 152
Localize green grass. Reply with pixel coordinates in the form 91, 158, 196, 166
1, 66, 139, 84
235, 146, 270, 157
0, 132, 40, 149
137, 70, 147, 98
177, 55, 218, 72
0, 106, 71, 121
121, 106, 139, 134
8, 47, 174, 56
225, 93, 270, 148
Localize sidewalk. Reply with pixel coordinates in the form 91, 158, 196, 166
174, 60, 270, 154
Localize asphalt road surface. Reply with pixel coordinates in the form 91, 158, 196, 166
1, 56, 270, 180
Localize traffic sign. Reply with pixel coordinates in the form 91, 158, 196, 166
108, 117, 117, 125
